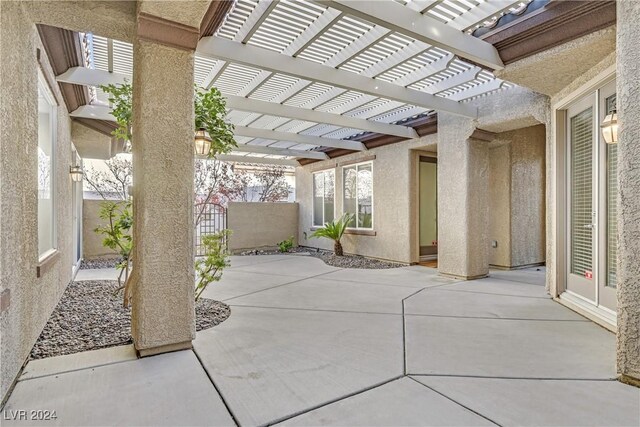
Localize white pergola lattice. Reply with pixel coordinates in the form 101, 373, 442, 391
65, 0, 528, 163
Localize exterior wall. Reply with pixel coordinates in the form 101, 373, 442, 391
227, 202, 298, 252
82, 199, 122, 259
296, 135, 437, 264
547, 51, 616, 299
0, 3, 77, 402
489, 125, 546, 268
489, 143, 512, 267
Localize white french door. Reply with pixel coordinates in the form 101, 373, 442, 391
565, 80, 617, 314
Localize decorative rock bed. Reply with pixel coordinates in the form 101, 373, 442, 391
80, 258, 120, 270
30, 280, 230, 360
240, 247, 404, 269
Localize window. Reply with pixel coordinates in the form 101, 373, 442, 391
313, 169, 334, 226
343, 162, 373, 229
38, 71, 56, 258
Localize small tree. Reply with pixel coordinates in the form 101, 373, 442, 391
310, 213, 354, 256
255, 166, 292, 202
195, 231, 230, 301
94, 201, 133, 306
98, 83, 237, 303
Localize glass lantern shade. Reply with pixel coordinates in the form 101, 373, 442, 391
194, 128, 212, 156
600, 112, 618, 144
69, 165, 84, 182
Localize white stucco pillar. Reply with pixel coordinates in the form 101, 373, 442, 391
130, 36, 196, 356
437, 113, 490, 279
616, 0, 640, 385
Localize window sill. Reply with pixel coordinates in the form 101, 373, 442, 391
37, 250, 59, 278
310, 227, 376, 236
345, 229, 376, 236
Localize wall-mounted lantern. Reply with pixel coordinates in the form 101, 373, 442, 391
600, 111, 618, 144
194, 127, 212, 156
69, 165, 84, 182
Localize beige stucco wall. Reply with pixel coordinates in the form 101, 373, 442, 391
489, 143, 512, 267
0, 3, 76, 402
296, 135, 437, 264
82, 199, 123, 259
227, 202, 299, 252
489, 125, 546, 269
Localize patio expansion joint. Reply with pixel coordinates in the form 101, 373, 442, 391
221, 269, 344, 302
488, 274, 546, 287
406, 376, 503, 426
408, 373, 619, 381
262, 375, 406, 427
192, 349, 241, 427
435, 287, 552, 300
403, 313, 590, 322
225, 304, 402, 316
17, 357, 138, 383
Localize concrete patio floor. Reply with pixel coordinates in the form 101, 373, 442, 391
4, 255, 639, 426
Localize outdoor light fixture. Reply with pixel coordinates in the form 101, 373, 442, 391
194, 127, 212, 156
600, 111, 618, 144
69, 165, 83, 182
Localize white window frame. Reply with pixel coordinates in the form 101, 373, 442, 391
37, 69, 58, 261
312, 169, 335, 227
342, 161, 374, 230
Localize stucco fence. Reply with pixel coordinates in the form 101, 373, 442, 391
83, 200, 299, 258
226, 202, 299, 253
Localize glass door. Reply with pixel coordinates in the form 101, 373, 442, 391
596, 79, 617, 312
565, 79, 617, 314
566, 93, 597, 302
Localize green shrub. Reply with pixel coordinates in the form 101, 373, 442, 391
195, 230, 231, 301
277, 236, 295, 253
94, 201, 132, 302
310, 213, 354, 256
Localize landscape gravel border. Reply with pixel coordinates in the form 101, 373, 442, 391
30, 280, 230, 360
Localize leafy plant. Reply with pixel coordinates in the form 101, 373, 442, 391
277, 236, 294, 253
195, 230, 231, 301
94, 201, 133, 306
99, 83, 237, 157
194, 86, 237, 157
310, 213, 354, 256
101, 83, 132, 143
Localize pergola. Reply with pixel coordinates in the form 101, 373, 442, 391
60, 0, 527, 166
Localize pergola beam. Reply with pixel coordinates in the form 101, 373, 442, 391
315, 0, 504, 70
197, 36, 477, 118
215, 154, 299, 167
57, 66, 128, 86
234, 126, 366, 151
69, 105, 115, 121
226, 95, 418, 138
233, 144, 328, 160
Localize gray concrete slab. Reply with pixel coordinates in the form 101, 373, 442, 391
406, 315, 616, 379
404, 288, 586, 321
319, 267, 456, 288
414, 376, 640, 427
227, 254, 294, 269
20, 345, 137, 381
73, 268, 119, 281
3, 351, 234, 426
489, 266, 546, 286
194, 306, 404, 426
200, 269, 301, 301
227, 277, 419, 314
278, 377, 493, 426
233, 256, 341, 277
437, 277, 549, 299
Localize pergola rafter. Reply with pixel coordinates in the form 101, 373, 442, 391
197, 36, 477, 118
314, 0, 504, 69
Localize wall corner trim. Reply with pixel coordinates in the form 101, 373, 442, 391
137, 13, 200, 51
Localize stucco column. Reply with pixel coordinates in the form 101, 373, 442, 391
437, 112, 489, 279
130, 36, 196, 356
616, 0, 640, 385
